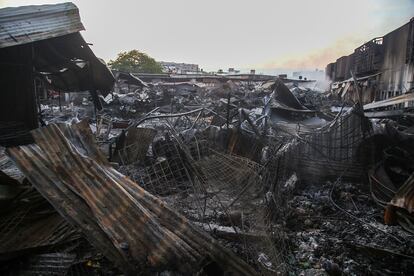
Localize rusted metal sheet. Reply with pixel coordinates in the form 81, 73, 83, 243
6, 122, 256, 275
0, 188, 80, 259
0, 3, 84, 49
390, 173, 414, 213
369, 158, 414, 229
11, 253, 77, 275
0, 146, 25, 183
7, 122, 133, 273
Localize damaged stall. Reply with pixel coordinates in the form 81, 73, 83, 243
0, 2, 114, 146
0, 3, 117, 275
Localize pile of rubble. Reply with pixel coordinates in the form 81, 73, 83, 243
2, 72, 414, 275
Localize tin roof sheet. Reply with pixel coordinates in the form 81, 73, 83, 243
0, 2, 84, 49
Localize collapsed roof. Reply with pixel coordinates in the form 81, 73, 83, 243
0, 2, 114, 94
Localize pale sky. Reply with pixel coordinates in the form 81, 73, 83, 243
1, 0, 414, 73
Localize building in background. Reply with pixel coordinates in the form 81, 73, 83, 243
293, 69, 325, 81
214, 68, 241, 75
227, 68, 241, 75
160, 61, 199, 74
326, 17, 414, 109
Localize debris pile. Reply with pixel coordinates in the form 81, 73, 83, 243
1, 2, 414, 275
3, 70, 414, 274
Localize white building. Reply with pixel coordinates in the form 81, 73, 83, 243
160, 61, 199, 74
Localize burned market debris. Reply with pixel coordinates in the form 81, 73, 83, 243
0, 2, 414, 276
7, 122, 256, 275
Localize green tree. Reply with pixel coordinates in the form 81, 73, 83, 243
108, 50, 163, 73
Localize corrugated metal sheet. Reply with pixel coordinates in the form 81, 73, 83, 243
0, 146, 25, 183
0, 188, 80, 258
6, 121, 256, 275
13, 253, 77, 275
0, 2, 84, 49
370, 163, 414, 231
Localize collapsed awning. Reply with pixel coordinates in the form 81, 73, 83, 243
32, 32, 115, 94
0, 2, 114, 94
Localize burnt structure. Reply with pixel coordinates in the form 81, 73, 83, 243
0, 3, 114, 146
2, 2, 414, 275
326, 18, 414, 105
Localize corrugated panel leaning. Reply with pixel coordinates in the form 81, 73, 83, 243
6, 121, 256, 275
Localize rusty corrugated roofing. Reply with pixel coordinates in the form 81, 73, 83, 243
0, 2, 84, 49
0, 146, 25, 183
6, 121, 256, 275
0, 188, 80, 258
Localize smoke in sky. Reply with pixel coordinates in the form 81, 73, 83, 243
1, 0, 414, 72
258, 35, 366, 70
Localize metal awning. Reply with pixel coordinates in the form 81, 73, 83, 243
0, 3, 84, 49
0, 3, 114, 94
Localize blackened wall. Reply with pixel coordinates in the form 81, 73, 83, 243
335, 56, 348, 81
0, 44, 38, 130
327, 18, 414, 102
379, 20, 414, 99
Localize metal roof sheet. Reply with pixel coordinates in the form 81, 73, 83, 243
0, 2, 84, 49
6, 121, 256, 275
